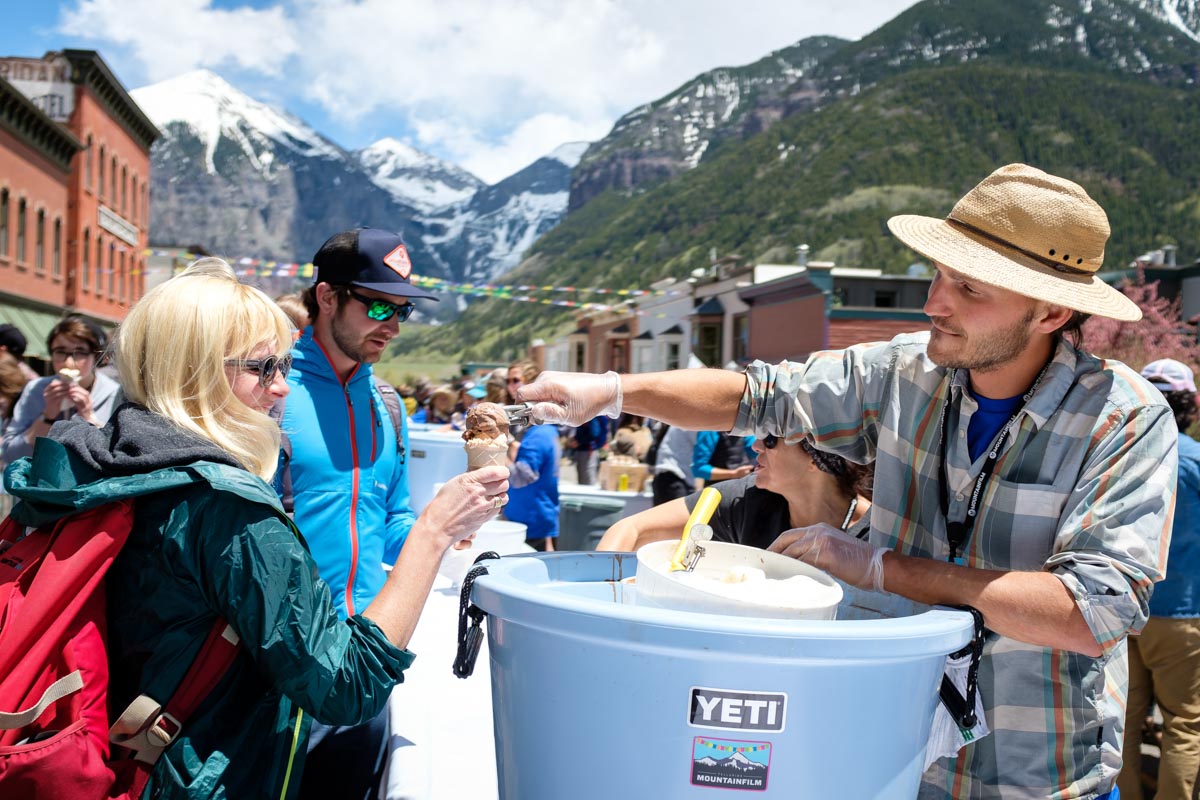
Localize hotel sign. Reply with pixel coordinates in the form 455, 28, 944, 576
0, 56, 74, 122
98, 206, 139, 247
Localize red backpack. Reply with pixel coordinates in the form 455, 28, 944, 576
0, 500, 240, 799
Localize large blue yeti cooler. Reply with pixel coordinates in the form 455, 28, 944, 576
468, 551, 973, 799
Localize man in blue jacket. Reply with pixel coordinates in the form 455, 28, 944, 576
282, 228, 439, 800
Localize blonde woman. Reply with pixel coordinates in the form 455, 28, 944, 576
3, 259, 508, 799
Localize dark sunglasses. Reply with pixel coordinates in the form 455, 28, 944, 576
346, 289, 415, 322
763, 434, 779, 449
225, 353, 292, 388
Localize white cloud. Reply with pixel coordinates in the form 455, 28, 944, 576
58, 0, 299, 79
415, 112, 611, 183
59, 0, 917, 180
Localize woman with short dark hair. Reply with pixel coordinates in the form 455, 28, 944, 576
0, 315, 120, 463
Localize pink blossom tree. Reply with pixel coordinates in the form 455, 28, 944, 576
1082, 268, 1200, 374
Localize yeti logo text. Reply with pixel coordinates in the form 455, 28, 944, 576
689, 687, 787, 732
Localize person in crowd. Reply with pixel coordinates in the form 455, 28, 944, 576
412, 376, 433, 415
485, 367, 508, 404
506, 360, 538, 403
599, 434, 873, 551
0, 352, 29, 515
1, 316, 122, 464
692, 430, 756, 488
397, 383, 418, 417
649, 424, 698, 505
610, 413, 653, 461
503, 360, 561, 552
520, 164, 1175, 799
280, 228, 456, 800
275, 292, 310, 338
569, 414, 608, 485
0, 352, 29, 438
411, 384, 456, 424
1117, 358, 1200, 800
3, 259, 508, 798
0, 323, 38, 381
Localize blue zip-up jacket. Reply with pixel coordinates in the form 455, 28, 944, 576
281, 328, 416, 619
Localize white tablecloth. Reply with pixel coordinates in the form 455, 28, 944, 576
384, 572, 500, 799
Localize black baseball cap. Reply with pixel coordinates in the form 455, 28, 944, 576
312, 228, 439, 301
0, 323, 27, 356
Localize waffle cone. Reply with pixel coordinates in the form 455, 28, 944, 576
465, 441, 508, 470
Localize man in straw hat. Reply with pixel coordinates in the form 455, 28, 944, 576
517, 164, 1178, 798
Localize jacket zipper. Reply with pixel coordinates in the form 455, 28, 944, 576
342, 381, 361, 616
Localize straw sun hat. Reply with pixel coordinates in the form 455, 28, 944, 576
887, 163, 1141, 322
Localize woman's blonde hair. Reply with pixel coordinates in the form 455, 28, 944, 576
116, 257, 291, 480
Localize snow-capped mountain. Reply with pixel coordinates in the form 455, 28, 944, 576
132, 70, 586, 292
355, 138, 482, 215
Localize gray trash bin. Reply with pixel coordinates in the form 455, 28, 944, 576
556, 496, 626, 551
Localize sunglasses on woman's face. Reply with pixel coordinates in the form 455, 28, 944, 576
225, 353, 293, 388
763, 434, 779, 449
346, 289, 415, 322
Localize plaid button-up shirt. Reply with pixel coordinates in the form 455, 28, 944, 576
734, 333, 1177, 799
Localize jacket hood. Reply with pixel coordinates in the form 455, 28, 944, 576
4, 403, 284, 528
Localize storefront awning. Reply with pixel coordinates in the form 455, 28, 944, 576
0, 302, 63, 359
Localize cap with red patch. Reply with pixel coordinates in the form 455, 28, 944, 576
312, 228, 439, 301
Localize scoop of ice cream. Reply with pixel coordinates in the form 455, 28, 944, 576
463, 402, 509, 442
58, 368, 81, 384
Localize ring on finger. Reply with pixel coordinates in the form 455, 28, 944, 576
492, 495, 504, 510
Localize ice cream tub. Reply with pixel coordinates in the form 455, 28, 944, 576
635, 540, 843, 620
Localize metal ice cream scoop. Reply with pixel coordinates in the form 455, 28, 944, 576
501, 403, 539, 426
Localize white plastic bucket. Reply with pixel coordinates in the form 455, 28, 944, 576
407, 429, 467, 514
635, 540, 843, 620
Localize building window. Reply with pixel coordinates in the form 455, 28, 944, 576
694, 320, 722, 369
82, 229, 90, 291
53, 218, 61, 278
143, 184, 149, 226
35, 209, 45, 274
118, 250, 126, 302
98, 147, 105, 200
609, 340, 628, 373
732, 314, 749, 363
86, 136, 93, 191
108, 243, 115, 299
0, 189, 7, 258
572, 341, 586, 372
95, 233, 102, 292
111, 156, 117, 204
874, 290, 896, 308
121, 166, 127, 212
17, 199, 26, 263
665, 341, 681, 371
131, 175, 138, 221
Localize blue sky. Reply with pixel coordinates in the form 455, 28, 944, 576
2, 1, 917, 183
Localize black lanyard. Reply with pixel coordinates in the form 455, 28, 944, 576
937, 364, 1048, 564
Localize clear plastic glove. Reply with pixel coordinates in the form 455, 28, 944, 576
419, 465, 510, 548
516, 370, 622, 427
768, 523, 890, 592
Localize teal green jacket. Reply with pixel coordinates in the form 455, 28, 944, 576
4, 405, 414, 799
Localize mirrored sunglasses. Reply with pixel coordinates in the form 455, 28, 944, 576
347, 289, 415, 322
225, 353, 293, 388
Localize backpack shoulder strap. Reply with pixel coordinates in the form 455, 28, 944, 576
373, 377, 406, 460
110, 617, 241, 767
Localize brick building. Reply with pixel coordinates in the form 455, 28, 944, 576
0, 50, 157, 358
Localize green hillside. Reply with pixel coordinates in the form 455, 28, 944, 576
389, 62, 1200, 364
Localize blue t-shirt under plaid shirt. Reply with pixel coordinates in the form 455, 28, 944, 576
733, 332, 1177, 799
